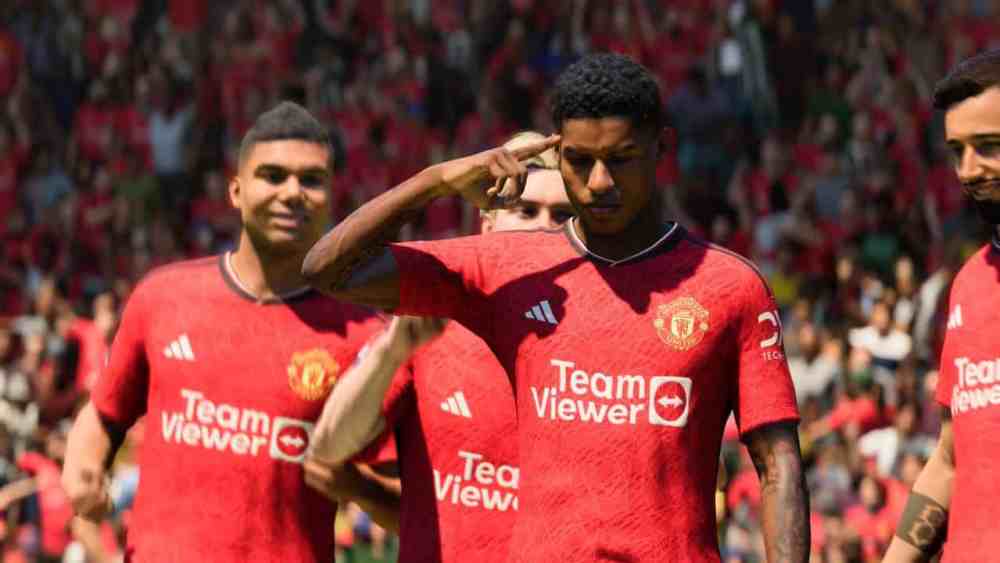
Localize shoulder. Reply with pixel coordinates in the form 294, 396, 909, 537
680, 232, 773, 298
129, 256, 220, 302
952, 243, 998, 293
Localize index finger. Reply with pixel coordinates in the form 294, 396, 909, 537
509, 134, 561, 161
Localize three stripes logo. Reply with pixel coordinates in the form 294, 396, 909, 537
947, 305, 963, 331
440, 391, 472, 418
524, 300, 558, 325
163, 334, 196, 361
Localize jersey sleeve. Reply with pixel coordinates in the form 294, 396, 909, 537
733, 274, 800, 440
90, 284, 151, 428
388, 236, 495, 333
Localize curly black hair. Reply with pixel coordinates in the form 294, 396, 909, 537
550, 53, 663, 133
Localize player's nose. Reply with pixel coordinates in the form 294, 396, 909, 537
587, 160, 615, 195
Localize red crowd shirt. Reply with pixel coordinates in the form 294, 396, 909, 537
377, 323, 517, 563
91, 255, 388, 562
388, 223, 799, 562
16, 453, 73, 557
935, 238, 1000, 562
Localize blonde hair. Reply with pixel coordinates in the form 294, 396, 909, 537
502, 130, 559, 170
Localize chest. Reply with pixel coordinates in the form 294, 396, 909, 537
145, 301, 365, 422
485, 267, 747, 432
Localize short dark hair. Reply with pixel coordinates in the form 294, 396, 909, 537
550, 53, 663, 133
238, 101, 331, 166
933, 49, 1000, 111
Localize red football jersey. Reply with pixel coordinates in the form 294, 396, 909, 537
378, 323, 518, 563
934, 239, 1000, 562
389, 223, 799, 562
91, 255, 384, 563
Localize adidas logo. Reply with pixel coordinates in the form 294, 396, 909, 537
524, 300, 558, 325
440, 391, 472, 418
163, 334, 196, 361
947, 305, 963, 330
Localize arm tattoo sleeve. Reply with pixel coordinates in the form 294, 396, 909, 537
895, 491, 948, 555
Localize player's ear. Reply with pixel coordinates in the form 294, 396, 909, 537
480, 209, 495, 233
228, 177, 241, 210
656, 127, 675, 161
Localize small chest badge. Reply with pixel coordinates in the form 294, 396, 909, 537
654, 297, 710, 351
288, 349, 340, 401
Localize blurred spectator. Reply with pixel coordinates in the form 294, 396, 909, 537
0, 0, 988, 560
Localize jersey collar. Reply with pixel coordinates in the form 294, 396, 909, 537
563, 217, 685, 267
218, 253, 314, 304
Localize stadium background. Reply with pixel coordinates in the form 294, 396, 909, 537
0, 0, 992, 561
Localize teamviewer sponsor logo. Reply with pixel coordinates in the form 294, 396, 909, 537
950, 357, 1000, 416
161, 388, 313, 464
269, 417, 314, 463
648, 376, 691, 427
530, 359, 692, 427
433, 450, 519, 512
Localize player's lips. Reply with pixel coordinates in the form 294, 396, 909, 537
270, 213, 308, 228
586, 204, 623, 218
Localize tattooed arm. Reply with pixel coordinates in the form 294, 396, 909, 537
883, 414, 953, 562
745, 421, 810, 563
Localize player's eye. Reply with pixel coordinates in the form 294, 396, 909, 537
552, 210, 574, 224
975, 141, 1000, 159
299, 174, 325, 188
517, 205, 539, 219
606, 155, 635, 167
261, 170, 288, 185
947, 145, 965, 167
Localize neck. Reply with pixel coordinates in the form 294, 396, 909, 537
230, 233, 310, 301
573, 206, 667, 262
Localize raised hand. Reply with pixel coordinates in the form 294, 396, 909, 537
435, 134, 560, 209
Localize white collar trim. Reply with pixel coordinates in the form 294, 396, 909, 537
567, 218, 680, 267
224, 252, 312, 302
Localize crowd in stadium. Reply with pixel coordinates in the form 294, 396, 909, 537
0, 0, 995, 561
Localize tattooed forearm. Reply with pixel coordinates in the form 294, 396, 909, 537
746, 422, 810, 563
895, 492, 948, 556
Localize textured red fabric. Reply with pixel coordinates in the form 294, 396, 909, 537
377, 323, 517, 563
390, 225, 799, 561
935, 242, 1000, 563
91, 255, 384, 562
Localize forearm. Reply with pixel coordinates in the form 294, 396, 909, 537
302, 166, 446, 296
348, 467, 402, 535
749, 424, 810, 563
64, 403, 118, 480
884, 426, 954, 562
309, 334, 408, 465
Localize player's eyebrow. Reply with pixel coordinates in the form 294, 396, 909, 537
254, 164, 330, 178
562, 143, 641, 159
946, 133, 1000, 146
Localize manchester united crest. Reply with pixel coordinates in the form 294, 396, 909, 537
654, 297, 710, 351
288, 349, 340, 401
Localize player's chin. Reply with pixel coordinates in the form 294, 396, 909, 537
580, 207, 632, 234
259, 229, 319, 253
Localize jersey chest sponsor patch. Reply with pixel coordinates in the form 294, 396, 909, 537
159, 388, 313, 463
